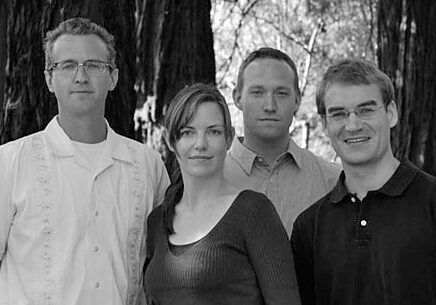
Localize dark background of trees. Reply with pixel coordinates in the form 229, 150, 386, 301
1, 0, 436, 175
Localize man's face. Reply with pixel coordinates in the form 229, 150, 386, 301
323, 83, 398, 168
233, 58, 298, 144
44, 34, 118, 120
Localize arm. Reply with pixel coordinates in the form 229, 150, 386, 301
291, 216, 316, 305
0, 145, 16, 266
244, 193, 301, 305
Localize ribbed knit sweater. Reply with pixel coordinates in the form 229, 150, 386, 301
144, 190, 300, 305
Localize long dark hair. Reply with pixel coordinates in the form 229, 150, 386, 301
162, 83, 233, 235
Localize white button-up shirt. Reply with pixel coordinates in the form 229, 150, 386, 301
0, 117, 170, 305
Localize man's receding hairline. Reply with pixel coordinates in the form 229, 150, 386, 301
241, 57, 296, 88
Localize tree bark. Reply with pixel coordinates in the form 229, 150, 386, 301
378, 0, 436, 174
0, 0, 136, 144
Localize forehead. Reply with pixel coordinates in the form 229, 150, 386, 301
243, 58, 295, 88
324, 83, 383, 108
188, 102, 224, 126
51, 34, 109, 61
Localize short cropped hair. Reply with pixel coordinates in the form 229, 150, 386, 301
164, 83, 233, 153
316, 59, 395, 115
235, 47, 301, 101
44, 17, 116, 70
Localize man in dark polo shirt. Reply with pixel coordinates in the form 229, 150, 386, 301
291, 59, 436, 305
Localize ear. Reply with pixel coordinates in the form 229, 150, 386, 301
232, 89, 243, 111
108, 68, 119, 91
162, 128, 175, 153
387, 100, 398, 128
294, 95, 301, 116
321, 115, 329, 137
227, 127, 235, 150
44, 70, 55, 93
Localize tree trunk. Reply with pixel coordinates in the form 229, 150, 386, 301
137, 0, 215, 177
378, 0, 436, 174
0, 0, 136, 144
0, 0, 7, 120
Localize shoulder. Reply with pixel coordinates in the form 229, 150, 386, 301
0, 131, 45, 164
294, 191, 331, 230
232, 190, 279, 220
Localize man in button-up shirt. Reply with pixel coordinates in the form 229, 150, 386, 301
291, 59, 436, 305
224, 48, 340, 237
0, 18, 169, 305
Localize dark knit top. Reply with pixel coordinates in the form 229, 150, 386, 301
144, 190, 300, 305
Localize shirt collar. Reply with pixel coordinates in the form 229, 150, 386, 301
44, 116, 133, 164
229, 136, 303, 175
329, 160, 418, 204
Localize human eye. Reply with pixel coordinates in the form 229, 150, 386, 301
328, 110, 348, 121
85, 61, 105, 74
58, 61, 78, 72
276, 90, 290, 97
207, 128, 223, 136
179, 128, 194, 137
357, 106, 377, 118
250, 88, 263, 96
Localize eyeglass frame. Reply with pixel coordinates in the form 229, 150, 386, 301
322, 103, 388, 124
48, 59, 115, 75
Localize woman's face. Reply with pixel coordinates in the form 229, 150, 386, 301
174, 102, 231, 179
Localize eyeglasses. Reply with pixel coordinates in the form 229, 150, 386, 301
324, 105, 386, 123
49, 60, 113, 75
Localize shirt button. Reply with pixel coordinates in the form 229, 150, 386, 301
94, 211, 99, 217
350, 197, 356, 203
360, 220, 367, 227
94, 282, 100, 288
93, 246, 99, 252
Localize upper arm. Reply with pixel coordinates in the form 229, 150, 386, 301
244, 194, 301, 305
291, 216, 316, 305
0, 145, 16, 263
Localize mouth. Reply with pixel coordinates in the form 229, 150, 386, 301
259, 118, 279, 122
71, 91, 93, 94
344, 136, 370, 144
189, 156, 212, 160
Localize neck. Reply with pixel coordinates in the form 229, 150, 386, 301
181, 172, 231, 211
57, 114, 107, 143
242, 132, 289, 165
343, 152, 400, 199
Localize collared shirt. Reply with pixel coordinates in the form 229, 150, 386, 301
291, 160, 436, 305
223, 137, 340, 236
0, 117, 170, 305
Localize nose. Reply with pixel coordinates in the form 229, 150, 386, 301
344, 112, 363, 132
194, 133, 207, 150
262, 92, 277, 113
74, 65, 89, 83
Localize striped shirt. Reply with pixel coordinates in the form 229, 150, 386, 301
223, 137, 340, 236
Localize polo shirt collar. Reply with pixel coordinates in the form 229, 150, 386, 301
229, 136, 303, 175
329, 160, 418, 204
44, 116, 133, 164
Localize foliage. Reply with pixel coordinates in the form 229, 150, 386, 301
211, 0, 377, 162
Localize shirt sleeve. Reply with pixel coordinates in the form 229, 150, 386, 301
152, 151, 170, 207
244, 192, 301, 305
291, 215, 316, 305
0, 144, 16, 264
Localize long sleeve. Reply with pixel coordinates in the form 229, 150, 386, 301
291, 216, 316, 305
0, 144, 16, 264
244, 193, 301, 305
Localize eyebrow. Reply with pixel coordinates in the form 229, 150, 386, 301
326, 100, 378, 112
183, 124, 225, 129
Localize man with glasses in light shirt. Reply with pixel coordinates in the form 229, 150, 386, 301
0, 18, 169, 305
291, 59, 436, 305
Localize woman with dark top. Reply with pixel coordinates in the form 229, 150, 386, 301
144, 83, 299, 305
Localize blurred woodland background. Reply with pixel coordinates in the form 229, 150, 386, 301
0, 0, 435, 175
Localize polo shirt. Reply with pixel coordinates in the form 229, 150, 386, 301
0, 117, 170, 305
224, 137, 340, 236
291, 160, 436, 305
